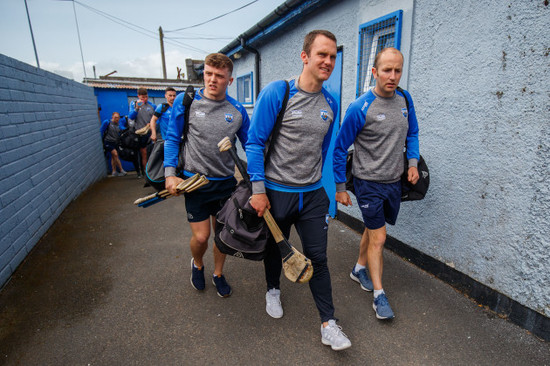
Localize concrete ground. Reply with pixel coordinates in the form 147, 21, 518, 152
0, 173, 548, 366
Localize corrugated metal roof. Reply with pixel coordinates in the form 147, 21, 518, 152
83, 77, 202, 90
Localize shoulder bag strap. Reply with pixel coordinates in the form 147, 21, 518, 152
264, 80, 290, 164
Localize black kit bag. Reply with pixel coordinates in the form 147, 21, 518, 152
145, 86, 194, 191
214, 181, 270, 260
120, 128, 140, 150
345, 150, 355, 194
116, 144, 137, 162
400, 153, 430, 201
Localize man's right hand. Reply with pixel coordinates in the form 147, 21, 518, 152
249, 193, 271, 217
151, 131, 157, 142
166, 176, 184, 196
335, 191, 352, 206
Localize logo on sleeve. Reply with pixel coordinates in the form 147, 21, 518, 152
401, 108, 408, 118
225, 113, 234, 123
320, 110, 329, 121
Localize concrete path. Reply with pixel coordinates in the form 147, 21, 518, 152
1, 174, 548, 365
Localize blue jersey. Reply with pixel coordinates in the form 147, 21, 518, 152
333, 88, 419, 189
246, 78, 338, 193
153, 103, 172, 139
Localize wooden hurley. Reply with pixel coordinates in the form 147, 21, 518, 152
217, 137, 313, 283
133, 173, 209, 208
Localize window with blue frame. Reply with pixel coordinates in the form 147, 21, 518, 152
237, 72, 253, 105
356, 10, 403, 97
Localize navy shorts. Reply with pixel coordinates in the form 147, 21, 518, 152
354, 179, 401, 230
104, 141, 118, 152
184, 177, 237, 222
138, 134, 150, 148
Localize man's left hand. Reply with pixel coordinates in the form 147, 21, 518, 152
408, 166, 419, 185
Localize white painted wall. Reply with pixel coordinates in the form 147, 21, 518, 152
227, 0, 550, 317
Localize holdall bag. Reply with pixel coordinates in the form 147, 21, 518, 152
400, 153, 430, 201
116, 144, 137, 162
345, 150, 355, 194
214, 181, 270, 260
120, 128, 140, 150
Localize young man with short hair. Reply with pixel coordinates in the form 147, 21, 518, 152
164, 53, 250, 298
333, 47, 420, 320
150, 87, 177, 142
246, 30, 351, 351
129, 87, 156, 177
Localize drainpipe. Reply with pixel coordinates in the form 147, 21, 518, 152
240, 37, 260, 98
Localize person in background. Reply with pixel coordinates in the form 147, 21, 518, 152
129, 87, 156, 178
100, 112, 127, 177
150, 87, 177, 142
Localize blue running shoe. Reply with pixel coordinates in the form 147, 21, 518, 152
212, 275, 232, 298
190, 258, 205, 291
373, 293, 395, 319
350, 268, 373, 292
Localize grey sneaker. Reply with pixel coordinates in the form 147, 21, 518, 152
265, 289, 283, 318
321, 320, 351, 351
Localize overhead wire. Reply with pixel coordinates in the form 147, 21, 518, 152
71, 0, 210, 53
165, 0, 259, 32
64, 0, 260, 55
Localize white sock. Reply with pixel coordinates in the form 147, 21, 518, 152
374, 289, 384, 298
354, 263, 366, 272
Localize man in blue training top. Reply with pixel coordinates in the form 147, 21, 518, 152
333, 47, 420, 320
246, 30, 351, 351
129, 87, 156, 178
100, 112, 126, 177
150, 87, 177, 143
164, 53, 250, 298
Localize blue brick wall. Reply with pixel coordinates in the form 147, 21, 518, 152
0, 54, 106, 287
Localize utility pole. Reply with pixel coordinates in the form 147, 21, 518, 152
159, 26, 167, 79
24, 0, 40, 68
72, 0, 87, 78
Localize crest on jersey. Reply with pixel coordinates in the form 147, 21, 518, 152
401, 108, 408, 118
225, 113, 234, 123
320, 109, 329, 121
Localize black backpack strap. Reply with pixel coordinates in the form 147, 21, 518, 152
160, 103, 170, 114
264, 80, 290, 164
182, 85, 195, 140
396, 86, 409, 111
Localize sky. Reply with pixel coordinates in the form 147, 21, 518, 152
0, 0, 285, 82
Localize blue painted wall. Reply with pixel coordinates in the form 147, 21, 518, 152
0, 54, 106, 287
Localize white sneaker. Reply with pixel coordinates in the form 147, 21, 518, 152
321, 319, 351, 351
265, 289, 283, 318
120, 170, 127, 176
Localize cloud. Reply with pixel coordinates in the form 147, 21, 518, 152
40, 49, 201, 82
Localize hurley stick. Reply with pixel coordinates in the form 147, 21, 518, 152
134, 173, 208, 207
217, 137, 313, 283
